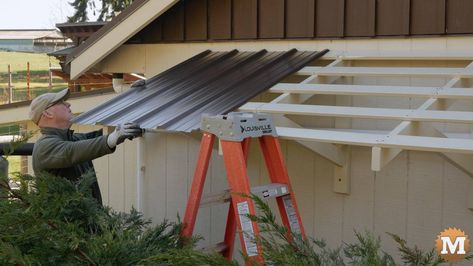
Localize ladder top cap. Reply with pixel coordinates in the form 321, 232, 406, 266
201, 112, 278, 141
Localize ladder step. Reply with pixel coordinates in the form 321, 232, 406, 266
251, 183, 290, 199
200, 242, 228, 254
200, 190, 231, 207
200, 183, 290, 207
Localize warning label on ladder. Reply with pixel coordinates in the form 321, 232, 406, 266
237, 201, 258, 257
282, 195, 301, 234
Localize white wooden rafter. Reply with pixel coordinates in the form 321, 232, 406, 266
274, 127, 473, 154
298, 66, 473, 78
371, 62, 473, 176
322, 51, 473, 61
268, 58, 352, 194
268, 58, 347, 162
239, 53, 473, 189
240, 102, 473, 124
271, 83, 473, 99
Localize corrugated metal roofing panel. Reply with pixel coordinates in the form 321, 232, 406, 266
73, 49, 328, 132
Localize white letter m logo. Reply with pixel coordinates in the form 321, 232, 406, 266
441, 236, 466, 255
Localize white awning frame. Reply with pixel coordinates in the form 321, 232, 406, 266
240, 53, 473, 194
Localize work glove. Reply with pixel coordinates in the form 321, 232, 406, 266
131, 79, 146, 88
107, 123, 143, 148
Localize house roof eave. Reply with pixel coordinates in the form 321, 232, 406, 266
68, 0, 179, 80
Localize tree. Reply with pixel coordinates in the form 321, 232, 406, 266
68, 0, 91, 23
97, 0, 134, 21
68, 0, 135, 23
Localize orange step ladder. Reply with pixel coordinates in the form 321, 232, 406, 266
182, 112, 306, 265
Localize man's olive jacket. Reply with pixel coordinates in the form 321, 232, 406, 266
32, 127, 114, 204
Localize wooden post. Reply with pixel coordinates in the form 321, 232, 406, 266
48, 60, 52, 91
26, 62, 30, 100
8, 64, 12, 104
0, 156, 7, 177
0, 156, 8, 193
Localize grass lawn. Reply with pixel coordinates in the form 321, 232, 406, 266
0, 124, 20, 135
7, 156, 21, 174
0, 51, 61, 72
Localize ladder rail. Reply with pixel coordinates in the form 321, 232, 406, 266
182, 133, 215, 238
221, 140, 264, 265
182, 112, 306, 265
222, 137, 251, 259
259, 135, 306, 238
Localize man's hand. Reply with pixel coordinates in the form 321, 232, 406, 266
107, 123, 143, 148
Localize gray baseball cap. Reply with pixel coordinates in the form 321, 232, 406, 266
29, 88, 70, 124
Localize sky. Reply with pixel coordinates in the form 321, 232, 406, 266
0, 0, 99, 29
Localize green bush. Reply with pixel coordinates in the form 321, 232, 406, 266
0, 135, 469, 265
1, 172, 469, 265
0, 172, 230, 265
247, 194, 467, 266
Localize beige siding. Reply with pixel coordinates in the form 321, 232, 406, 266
373, 151, 408, 258
314, 154, 344, 248
134, 132, 473, 264
142, 132, 167, 220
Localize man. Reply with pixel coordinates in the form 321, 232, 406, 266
29, 88, 142, 204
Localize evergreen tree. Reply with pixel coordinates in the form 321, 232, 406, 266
68, 0, 91, 23
98, 0, 134, 21
0, 171, 233, 265
68, 0, 135, 23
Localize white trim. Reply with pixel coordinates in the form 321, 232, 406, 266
323, 51, 473, 60
241, 102, 473, 124
370, 62, 473, 172
271, 83, 473, 99
276, 127, 473, 154
298, 66, 473, 77
271, 116, 346, 166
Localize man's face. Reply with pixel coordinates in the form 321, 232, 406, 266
45, 101, 73, 126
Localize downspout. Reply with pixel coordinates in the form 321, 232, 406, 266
134, 75, 147, 213
112, 73, 147, 211
136, 135, 145, 212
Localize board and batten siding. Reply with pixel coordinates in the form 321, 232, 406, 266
128, 132, 473, 263
26, 122, 473, 263
128, 0, 473, 43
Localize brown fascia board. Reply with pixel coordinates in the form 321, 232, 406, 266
56, 22, 107, 39
56, 21, 108, 28
65, 0, 150, 65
